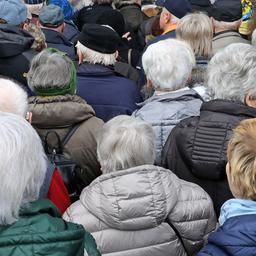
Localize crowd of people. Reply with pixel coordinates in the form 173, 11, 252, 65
0, 0, 256, 255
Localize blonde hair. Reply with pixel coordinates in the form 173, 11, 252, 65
227, 119, 256, 200
176, 13, 213, 57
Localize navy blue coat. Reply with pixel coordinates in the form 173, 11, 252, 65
198, 214, 256, 256
77, 63, 142, 122
42, 28, 76, 60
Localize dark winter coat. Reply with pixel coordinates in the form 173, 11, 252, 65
76, 63, 142, 122
0, 199, 100, 256
161, 100, 256, 216
41, 28, 76, 60
28, 95, 104, 193
0, 24, 35, 91
198, 214, 256, 256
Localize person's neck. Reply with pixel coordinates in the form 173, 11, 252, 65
162, 23, 177, 35
214, 27, 237, 34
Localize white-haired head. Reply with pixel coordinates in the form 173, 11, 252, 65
0, 112, 47, 225
76, 41, 117, 66
142, 39, 195, 91
0, 77, 27, 117
97, 115, 155, 173
207, 43, 256, 102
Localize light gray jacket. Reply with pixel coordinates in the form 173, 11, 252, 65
133, 89, 202, 164
63, 165, 216, 256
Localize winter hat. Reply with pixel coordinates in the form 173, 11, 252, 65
156, 0, 192, 18
210, 0, 242, 22
24, 0, 46, 16
48, 0, 74, 20
39, 4, 65, 27
78, 24, 120, 54
33, 48, 77, 96
97, 10, 125, 37
0, 0, 27, 25
189, 0, 211, 7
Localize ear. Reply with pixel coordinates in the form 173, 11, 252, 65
36, 20, 40, 27
77, 49, 84, 65
165, 12, 171, 23
245, 94, 256, 108
115, 50, 119, 60
25, 112, 33, 124
60, 23, 65, 32
22, 23, 29, 30
146, 79, 153, 89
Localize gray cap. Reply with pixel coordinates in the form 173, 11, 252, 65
39, 4, 64, 27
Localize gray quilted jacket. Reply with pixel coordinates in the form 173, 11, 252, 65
133, 89, 202, 164
63, 165, 216, 256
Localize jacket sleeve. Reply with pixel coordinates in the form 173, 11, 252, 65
47, 168, 71, 214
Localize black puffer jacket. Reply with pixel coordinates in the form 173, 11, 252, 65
161, 100, 256, 216
0, 24, 35, 90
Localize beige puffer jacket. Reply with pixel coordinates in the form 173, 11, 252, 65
63, 165, 216, 256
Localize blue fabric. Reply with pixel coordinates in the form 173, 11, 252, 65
77, 63, 142, 122
219, 198, 256, 226
48, 0, 74, 20
198, 214, 256, 256
41, 28, 76, 60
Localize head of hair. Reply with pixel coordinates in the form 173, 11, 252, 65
97, 115, 155, 173
142, 38, 195, 91
176, 12, 213, 57
27, 49, 73, 93
0, 77, 28, 117
0, 112, 46, 225
76, 41, 117, 66
207, 43, 256, 102
227, 118, 256, 200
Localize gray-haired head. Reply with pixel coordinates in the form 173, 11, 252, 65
0, 77, 28, 117
97, 115, 155, 173
207, 43, 256, 102
142, 38, 195, 91
0, 112, 47, 225
27, 49, 73, 93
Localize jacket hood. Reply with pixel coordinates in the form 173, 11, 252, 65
28, 95, 96, 128
79, 165, 182, 230
0, 24, 34, 57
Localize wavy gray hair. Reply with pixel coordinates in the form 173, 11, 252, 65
207, 43, 256, 102
27, 49, 73, 91
0, 78, 27, 117
142, 39, 195, 91
0, 112, 47, 225
97, 115, 155, 173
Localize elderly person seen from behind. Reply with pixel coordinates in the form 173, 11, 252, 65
162, 43, 256, 216
176, 12, 213, 97
63, 115, 216, 256
133, 38, 203, 164
0, 112, 99, 256
27, 48, 103, 198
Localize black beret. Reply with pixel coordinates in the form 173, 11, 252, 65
78, 23, 121, 54
210, 0, 242, 22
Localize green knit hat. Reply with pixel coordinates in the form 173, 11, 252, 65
34, 48, 77, 96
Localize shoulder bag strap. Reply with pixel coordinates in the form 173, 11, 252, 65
62, 123, 82, 147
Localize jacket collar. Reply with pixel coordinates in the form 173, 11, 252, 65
201, 100, 256, 118
213, 30, 241, 40
138, 88, 202, 107
77, 63, 115, 77
41, 28, 72, 46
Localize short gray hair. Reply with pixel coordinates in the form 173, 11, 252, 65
76, 41, 116, 66
142, 39, 195, 91
0, 78, 27, 117
176, 13, 213, 57
27, 49, 73, 91
0, 112, 47, 225
207, 43, 256, 102
97, 115, 155, 173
